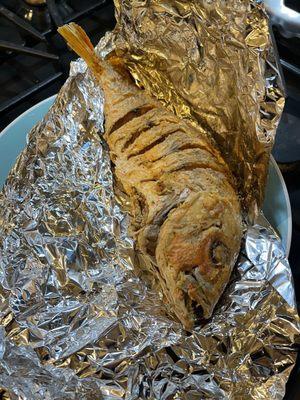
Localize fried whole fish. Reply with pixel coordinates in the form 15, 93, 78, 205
58, 23, 243, 330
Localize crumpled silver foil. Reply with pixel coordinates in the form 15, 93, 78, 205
0, 3, 299, 400
112, 0, 285, 216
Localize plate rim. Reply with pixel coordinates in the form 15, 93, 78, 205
0, 95, 57, 140
269, 155, 292, 255
0, 95, 292, 256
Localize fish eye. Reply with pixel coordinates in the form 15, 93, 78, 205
210, 241, 228, 266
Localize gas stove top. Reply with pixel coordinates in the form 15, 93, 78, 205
0, 0, 115, 130
0, 1, 299, 398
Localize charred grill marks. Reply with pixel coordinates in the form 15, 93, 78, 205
121, 120, 159, 151
127, 128, 182, 159
109, 105, 155, 134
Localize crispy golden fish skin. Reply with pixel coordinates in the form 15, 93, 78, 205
58, 23, 242, 330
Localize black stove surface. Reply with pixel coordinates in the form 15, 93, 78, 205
285, 0, 300, 14
0, 1, 300, 398
0, 0, 115, 129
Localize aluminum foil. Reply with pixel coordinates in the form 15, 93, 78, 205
0, 1, 299, 399
112, 0, 285, 216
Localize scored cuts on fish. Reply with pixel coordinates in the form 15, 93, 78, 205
58, 23, 243, 330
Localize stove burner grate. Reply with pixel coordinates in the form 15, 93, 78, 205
0, 0, 113, 121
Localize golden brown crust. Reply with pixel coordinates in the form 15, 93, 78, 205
98, 61, 243, 329
58, 23, 243, 330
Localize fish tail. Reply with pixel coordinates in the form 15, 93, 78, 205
58, 22, 103, 76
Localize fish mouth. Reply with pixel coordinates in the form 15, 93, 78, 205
179, 268, 216, 325
191, 301, 205, 325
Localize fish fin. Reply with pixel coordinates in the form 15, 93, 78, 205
58, 22, 103, 76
